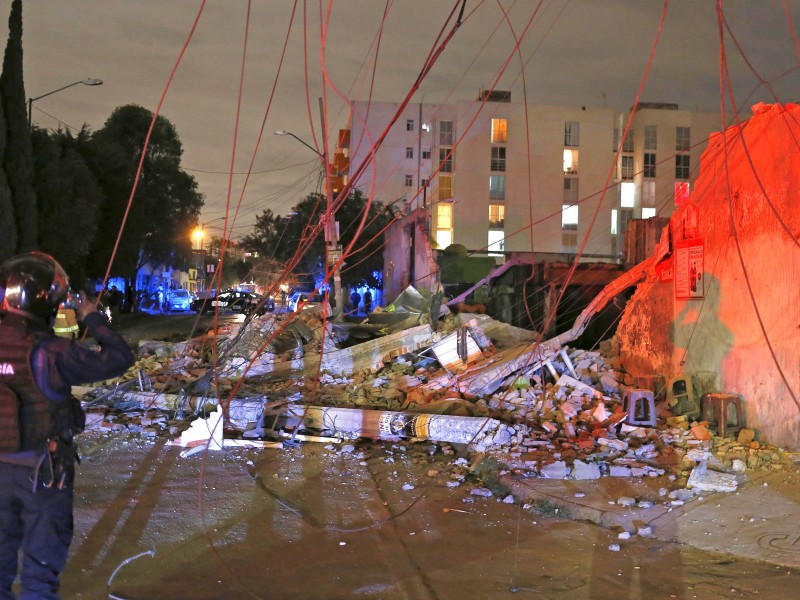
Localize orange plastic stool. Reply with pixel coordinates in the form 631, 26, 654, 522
701, 393, 745, 438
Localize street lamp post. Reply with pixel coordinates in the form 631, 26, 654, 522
192, 226, 206, 294
274, 129, 343, 316
28, 78, 103, 128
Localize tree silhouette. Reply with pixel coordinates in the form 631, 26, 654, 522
31, 127, 102, 283
85, 104, 203, 285
0, 0, 35, 254
241, 189, 395, 290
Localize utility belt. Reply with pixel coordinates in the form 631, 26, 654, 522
0, 387, 85, 490
35, 435, 80, 491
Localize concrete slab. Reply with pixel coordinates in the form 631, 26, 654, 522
502, 464, 800, 569
649, 468, 800, 568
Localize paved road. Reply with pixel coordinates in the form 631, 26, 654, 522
112, 310, 242, 347
57, 437, 800, 600
56, 312, 800, 599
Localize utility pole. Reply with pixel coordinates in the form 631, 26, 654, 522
319, 97, 343, 316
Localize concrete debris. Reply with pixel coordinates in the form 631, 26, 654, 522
687, 462, 739, 493
76, 292, 798, 504
174, 404, 224, 453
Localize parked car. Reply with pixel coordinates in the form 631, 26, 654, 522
193, 289, 260, 314
287, 291, 325, 312
168, 289, 193, 312
248, 295, 275, 316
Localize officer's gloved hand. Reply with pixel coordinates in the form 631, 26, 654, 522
74, 291, 98, 321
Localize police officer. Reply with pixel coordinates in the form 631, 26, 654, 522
0, 252, 134, 599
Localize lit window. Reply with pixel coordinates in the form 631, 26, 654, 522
561, 204, 579, 230
404, 174, 413, 187
436, 203, 453, 249
437, 203, 452, 228
611, 209, 618, 235
644, 152, 656, 178
675, 155, 690, 179
488, 230, 505, 255
439, 120, 453, 145
489, 175, 505, 200
564, 121, 580, 147
675, 182, 690, 206
489, 203, 505, 228
562, 204, 578, 249
422, 123, 431, 132
439, 148, 454, 173
491, 118, 507, 143
406, 119, 414, 131
490, 146, 506, 171
644, 125, 657, 150
436, 229, 453, 249
563, 178, 578, 204
620, 181, 635, 208
676, 126, 690, 151
563, 149, 579, 174
642, 207, 657, 219
405, 147, 414, 159
439, 175, 453, 200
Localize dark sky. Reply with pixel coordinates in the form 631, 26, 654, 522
21, 0, 800, 240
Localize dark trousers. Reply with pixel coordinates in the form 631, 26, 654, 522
0, 462, 73, 600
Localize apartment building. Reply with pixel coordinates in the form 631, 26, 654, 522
330, 94, 721, 262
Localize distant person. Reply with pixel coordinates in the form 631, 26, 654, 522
363, 290, 372, 314
125, 286, 134, 313
107, 285, 121, 316
350, 290, 361, 315
0, 252, 134, 599
156, 286, 165, 314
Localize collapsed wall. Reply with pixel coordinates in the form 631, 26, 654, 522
617, 102, 800, 449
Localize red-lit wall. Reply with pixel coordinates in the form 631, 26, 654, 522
617, 103, 800, 449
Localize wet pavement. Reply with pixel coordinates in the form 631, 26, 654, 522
55, 433, 800, 600
52, 313, 800, 598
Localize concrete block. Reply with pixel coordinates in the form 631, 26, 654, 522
687, 463, 738, 493
540, 461, 568, 479
572, 460, 601, 480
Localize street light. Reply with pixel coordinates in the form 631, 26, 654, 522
274, 129, 343, 316
191, 226, 206, 293
274, 130, 322, 158
28, 78, 103, 128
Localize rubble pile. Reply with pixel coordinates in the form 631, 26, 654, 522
78, 300, 796, 500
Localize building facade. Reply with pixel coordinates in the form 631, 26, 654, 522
331, 95, 721, 263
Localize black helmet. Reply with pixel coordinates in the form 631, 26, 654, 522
0, 252, 69, 321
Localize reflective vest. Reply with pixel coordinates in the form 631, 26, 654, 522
53, 308, 79, 338
0, 318, 73, 452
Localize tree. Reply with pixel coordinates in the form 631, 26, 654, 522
0, 0, 36, 252
241, 189, 396, 290
31, 126, 103, 283
85, 104, 203, 286
0, 102, 15, 262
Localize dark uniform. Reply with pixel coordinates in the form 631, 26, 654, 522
0, 252, 134, 600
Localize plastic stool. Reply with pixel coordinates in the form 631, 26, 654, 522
701, 393, 745, 438
667, 376, 700, 420
623, 389, 657, 427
